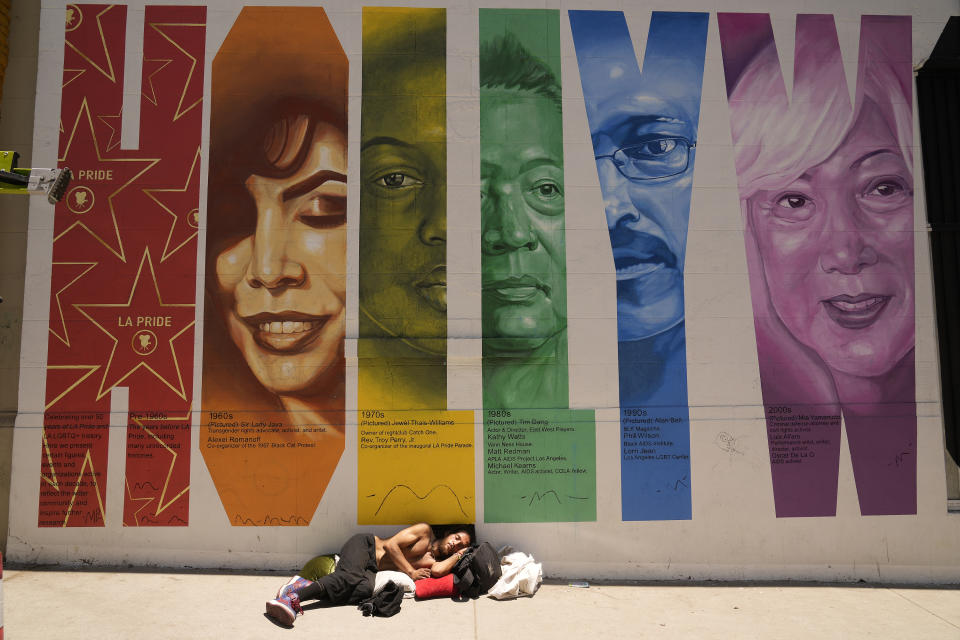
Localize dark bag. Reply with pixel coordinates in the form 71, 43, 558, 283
451, 542, 502, 598
357, 581, 403, 617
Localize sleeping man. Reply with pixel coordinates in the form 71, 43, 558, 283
266, 523, 473, 626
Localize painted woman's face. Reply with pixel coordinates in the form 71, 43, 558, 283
215, 122, 347, 395
748, 102, 914, 377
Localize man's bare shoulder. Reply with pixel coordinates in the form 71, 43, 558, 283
404, 522, 432, 535
384, 523, 431, 543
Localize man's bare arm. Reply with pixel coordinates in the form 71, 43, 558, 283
430, 548, 467, 578
381, 523, 433, 580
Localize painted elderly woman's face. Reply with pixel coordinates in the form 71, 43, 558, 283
748, 101, 914, 377
215, 119, 347, 395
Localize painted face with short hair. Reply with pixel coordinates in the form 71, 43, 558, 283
591, 88, 695, 342
576, 25, 702, 343
360, 48, 447, 354
481, 93, 567, 353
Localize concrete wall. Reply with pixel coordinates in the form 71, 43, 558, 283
0, 0, 40, 555
7, 0, 960, 582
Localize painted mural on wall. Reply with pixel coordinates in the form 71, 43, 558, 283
201, 7, 347, 526
479, 9, 596, 523
570, 11, 708, 521
40, 4, 204, 526
356, 7, 475, 525
718, 14, 917, 516
32, 3, 924, 530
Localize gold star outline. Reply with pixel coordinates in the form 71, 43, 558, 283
140, 58, 173, 107
96, 109, 123, 152
42, 364, 103, 492
41, 428, 61, 491
44, 364, 101, 411
73, 248, 194, 401
57, 97, 161, 262
64, 5, 119, 84
129, 415, 190, 523
125, 479, 155, 525
148, 21, 205, 122
49, 261, 98, 347
143, 145, 201, 262
62, 448, 107, 526
62, 68, 87, 90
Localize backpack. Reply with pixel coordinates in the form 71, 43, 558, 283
451, 542, 502, 598
357, 580, 403, 617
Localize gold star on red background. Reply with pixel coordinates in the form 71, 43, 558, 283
57, 98, 159, 262
73, 249, 194, 401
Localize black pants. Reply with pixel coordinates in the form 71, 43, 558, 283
302, 534, 377, 606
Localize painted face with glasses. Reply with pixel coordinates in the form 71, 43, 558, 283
591, 90, 697, 341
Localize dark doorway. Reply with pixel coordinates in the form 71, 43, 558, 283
917, 16, 960, 503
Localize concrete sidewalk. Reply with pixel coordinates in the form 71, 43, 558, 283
4, 568, 960, 639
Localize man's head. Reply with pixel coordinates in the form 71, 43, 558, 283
479, 34, 567, 354
436, 530, 472, 558
431, 524, 475, 558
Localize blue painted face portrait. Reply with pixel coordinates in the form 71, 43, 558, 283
570, 11, 707, 342
571, 11, 707, 521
